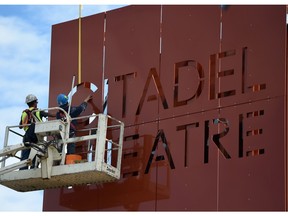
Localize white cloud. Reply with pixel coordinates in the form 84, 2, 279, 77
0, 15, 49, 62
26, 5, 126, 26
0, 185, 43, 211
0, 14, 50, 111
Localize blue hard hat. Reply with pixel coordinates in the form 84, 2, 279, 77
57, 94, 68, 106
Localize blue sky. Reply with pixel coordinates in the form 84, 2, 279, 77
0, 4, 125, 212
0, 2, 287, 212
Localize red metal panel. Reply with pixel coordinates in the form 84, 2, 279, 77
48, 14, 104, 112
74, 13, 105, 114
105, 5, 161, 126
218, 97, 285, 210
157, 109, 219, 210
160, 5, 221, 119
217, 5, 287, 210
48, 19, 79, 108
219, 5, 286, 106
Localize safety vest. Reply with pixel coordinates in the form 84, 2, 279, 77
19, 107, 42, 131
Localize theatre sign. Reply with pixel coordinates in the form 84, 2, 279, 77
45, 5, 287, 211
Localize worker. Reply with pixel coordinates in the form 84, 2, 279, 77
19, 94, 55, 170
56, 93, 92, 154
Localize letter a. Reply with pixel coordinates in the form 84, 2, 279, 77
145, 129, 175, 174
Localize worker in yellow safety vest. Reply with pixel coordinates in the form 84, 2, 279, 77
19, 94, 55, 170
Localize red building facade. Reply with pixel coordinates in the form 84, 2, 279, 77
44, 5, 288, 211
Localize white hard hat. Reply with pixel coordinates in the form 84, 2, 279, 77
25, 94, 38, 104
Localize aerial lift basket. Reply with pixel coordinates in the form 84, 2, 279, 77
0, 108, 124, 192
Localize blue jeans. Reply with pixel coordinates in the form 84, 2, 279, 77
66, 130, 76, 154
67, 143, 76, 154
